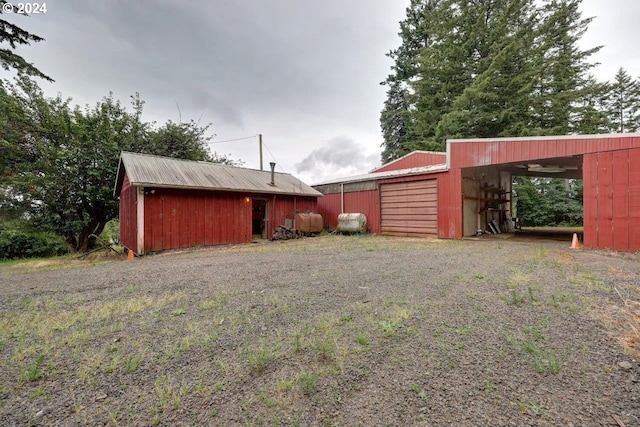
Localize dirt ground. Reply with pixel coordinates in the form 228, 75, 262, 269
1, 235, 639, 426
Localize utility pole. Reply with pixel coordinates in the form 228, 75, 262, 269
259, 134, 263, 171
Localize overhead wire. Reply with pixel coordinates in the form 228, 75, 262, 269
207, 134, 258, 144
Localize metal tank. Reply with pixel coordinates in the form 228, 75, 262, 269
337, 213, 367, 234
295, 212, 323, 234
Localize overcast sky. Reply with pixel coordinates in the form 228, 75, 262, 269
2, 0, 639, 185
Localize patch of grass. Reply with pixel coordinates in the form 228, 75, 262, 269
248, 349, 276, 374
504, 289, 526, 306
171, 308, 186, 316
378, 319, 402, 336
21, 353, 45, 381
570, 273, 610, 293
355, 334, 370, 347
125, 284, 141, 293
277, 380, 293, 392
293, 333, 302, 353
313, 338, 335, 361
299, 371, 320, 396
125, 353, 143, 373
199, 294, 229, 311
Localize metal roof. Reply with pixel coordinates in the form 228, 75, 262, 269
369, 150, 446, 173
312, 163, 448, 186
114, 152, 322, 197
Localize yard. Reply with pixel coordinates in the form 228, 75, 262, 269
0, 235, 639, 426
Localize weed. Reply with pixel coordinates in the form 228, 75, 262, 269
355, 334, 370, 347
528, 286, 540, 304
22, 353, 45, 381
293, 333, 302, 353
125, 284, 140, 293
125, 353, 143, 373
29, 387, 45, 398
521, 340, 538, 354
299, 371, 320, 395
505, 289, 526, 306
313, 338, 335, 361
199, 294, 229, 311
248, 349, 276, 373
340, 314, 353, 322
473, 273, 485, 279
379, 320, 402, 337
171, 308, 186, 316
410, 384, 427, 401
277, 380, 293, 392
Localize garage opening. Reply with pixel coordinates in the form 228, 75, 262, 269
462, 155, 583, 241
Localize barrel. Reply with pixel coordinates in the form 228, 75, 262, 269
295, 212, 323, 233
337, 213, 367, 233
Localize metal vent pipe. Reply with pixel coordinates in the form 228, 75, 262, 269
270, 162, 276, 185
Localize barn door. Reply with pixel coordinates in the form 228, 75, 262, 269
380, 180, 438, 237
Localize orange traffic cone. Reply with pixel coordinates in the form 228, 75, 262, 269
127, 250, 135, 260
570, 233, 580, 249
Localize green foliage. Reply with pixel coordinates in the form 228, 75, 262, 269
380, 0, 603, 161
0, 76, 240, 252
299, 371, 320, 396
0, 220, 67, 259
513, 177, 583, 226
0, 1, 52, 81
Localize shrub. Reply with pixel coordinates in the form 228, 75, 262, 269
0, 223, 67, 260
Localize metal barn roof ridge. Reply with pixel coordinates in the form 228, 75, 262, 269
313, 163, 448, 186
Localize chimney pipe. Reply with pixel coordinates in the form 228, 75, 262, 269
269, 162, 276, 186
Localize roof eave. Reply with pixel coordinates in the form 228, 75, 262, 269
128, 182, 322, 198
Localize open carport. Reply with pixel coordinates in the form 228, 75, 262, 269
316, 134, 640, 251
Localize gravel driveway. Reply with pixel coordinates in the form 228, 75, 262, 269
1, 235, 639, 426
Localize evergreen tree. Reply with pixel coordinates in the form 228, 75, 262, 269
0, 1, 51, 80
380, 0, 601, 161
573, 74, 611, 134
605, 67, 640, 133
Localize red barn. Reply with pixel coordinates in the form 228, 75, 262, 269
114, 152, 322, 255
315, 134, 640, 251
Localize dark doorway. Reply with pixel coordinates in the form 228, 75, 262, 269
252, 199, 268, 239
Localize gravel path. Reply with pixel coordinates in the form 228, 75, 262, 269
0, 235, 639, 426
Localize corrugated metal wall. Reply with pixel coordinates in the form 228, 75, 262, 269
584, 148, 640, 251
374, 152, 446, 173
119, 175, 137, 251
315, 190, 381, 233
449, 136, 640, 168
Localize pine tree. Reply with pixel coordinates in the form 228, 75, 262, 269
605, 67, 640, 133
530, 0, 600, 134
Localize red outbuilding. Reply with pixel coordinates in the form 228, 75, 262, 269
314, 134, 640, 251
114, 152, 322, 255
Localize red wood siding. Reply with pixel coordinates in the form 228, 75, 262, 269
143, 188, 251, 251
118, 175, 137, 251
135, 186, 318, 251
380, 180, 437, 237
585, 148, 640, 251
373, 152, 446, 173
315, 190, 381, 233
